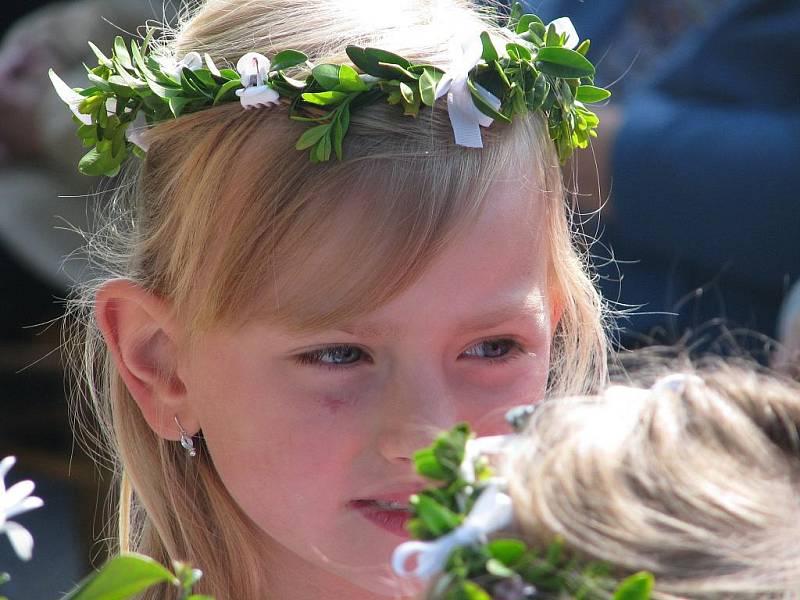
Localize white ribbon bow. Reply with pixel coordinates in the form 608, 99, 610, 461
392, 483, 513, 579
435, 36, 502, 148
235, 52, 280, 109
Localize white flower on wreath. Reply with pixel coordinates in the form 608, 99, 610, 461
0, 456, 44, 561
235, 52, 280, 109
166, 51, 203, 81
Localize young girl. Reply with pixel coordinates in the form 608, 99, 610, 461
60, 0, 609, 597
398, 360, 800, 598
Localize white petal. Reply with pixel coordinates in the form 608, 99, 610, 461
3, 521, 34, 561
1, 480, 35, 512
549, 17, 580, 49
180, 51, 203, 71
237, 52, 271, 88
49, 69, 93, 125
0, 457, 15, 494
4, 496, 43, 521
236, 85, 280, 109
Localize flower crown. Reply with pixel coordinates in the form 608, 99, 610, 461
392, 416, 656, 600
50, 3, 610, 177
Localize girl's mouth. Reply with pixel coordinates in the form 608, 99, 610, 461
348, 498, 412, 537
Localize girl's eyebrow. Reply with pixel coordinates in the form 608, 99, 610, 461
335, 298, 546, 340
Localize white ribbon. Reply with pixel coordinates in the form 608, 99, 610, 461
392, 484, 513, 579
235, 52, 280, 109
435, 36, 502, 148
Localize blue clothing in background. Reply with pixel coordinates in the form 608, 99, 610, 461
526, 0, 800, 346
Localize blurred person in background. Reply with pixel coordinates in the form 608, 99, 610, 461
527, 0, 800, 354
0, 0, 157, 340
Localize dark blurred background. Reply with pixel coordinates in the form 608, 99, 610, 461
0, 0, 798, 598
0, 1, 166, 597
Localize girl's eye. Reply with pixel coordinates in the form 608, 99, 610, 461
460, 339, 525, 364
294, 345, 368, 370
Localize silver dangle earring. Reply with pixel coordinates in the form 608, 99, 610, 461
174, 415, 197, 457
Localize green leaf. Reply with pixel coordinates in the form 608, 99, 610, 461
419, 68, 443, 106
219, 68, 240, 81
528, 72, 550, 111
333, 106, 350, 160
545, 23, 561, 47
213, 79, 242, 105
485, 558, 515, 578
377, 62, 419, 81
515, 14, 544, 35
613, 572, 654, 600
488, 539, 526, 566
400, 81, 415, 104
301, 90, 349, 106
479, 31, 498, 62
113, 36, 133, 71
413, 447, 450, 480
576, 85, 611, 103
187, 596, 215, 600
536, 47, 595, 78
141, 28, 155, 56
452, 581, 492, 600
144, 76, 183, 99
168, 96, 193, 117
314, 134, 332, 162
271, 49, 309, 72
111, 123, 127, 157
411, 493, 461, 537
88, 41, 113, 68
576, 39, 591, 56
61, 553, 177, 600
337, 64, 369, 92
467, 78, 511, 124
295, 124, 330, 150
181, 68, 214, 98
509, 2, 523, 29
505, 43, 532, 62
345, 46, 411, 79
312, 64, 341, 90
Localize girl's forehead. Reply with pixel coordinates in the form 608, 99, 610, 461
237, 181, 550, 335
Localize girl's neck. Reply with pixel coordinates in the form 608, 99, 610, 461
262, 539, 418, 600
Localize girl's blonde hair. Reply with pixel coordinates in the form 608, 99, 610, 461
505, 359, 800, 598
65, 0, 609, 597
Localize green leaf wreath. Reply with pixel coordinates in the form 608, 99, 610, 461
50, 2, 610, 177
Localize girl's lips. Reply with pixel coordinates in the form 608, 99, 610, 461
349, 498, 413, 537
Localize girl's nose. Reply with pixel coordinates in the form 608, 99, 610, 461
374, 366, 458, 465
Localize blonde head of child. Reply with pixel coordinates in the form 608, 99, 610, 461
65, 0, 609, 597
492, 360, 800, 598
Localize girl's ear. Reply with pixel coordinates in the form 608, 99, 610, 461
94, 278, 193, 440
